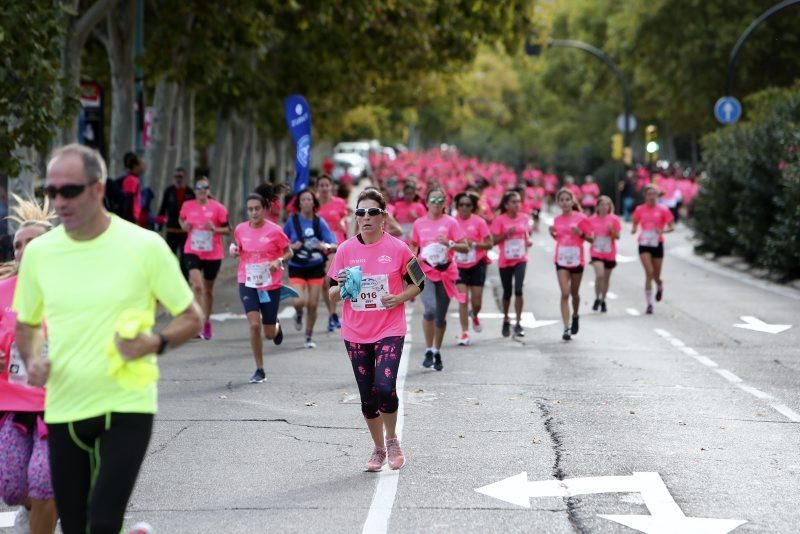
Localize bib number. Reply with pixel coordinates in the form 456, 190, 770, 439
504, 238, 525, 260
641, 230, 660, 247
421, 243, 448, 266
593, 236, 612, 254
245, 262, 271, 288
455, 246, 477, 265
351, 274, 389, 312
557, 246, 581, 268
7, 342, 28, 386
190, 230, 214, 252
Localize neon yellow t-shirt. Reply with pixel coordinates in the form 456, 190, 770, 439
13, 216, 194, 423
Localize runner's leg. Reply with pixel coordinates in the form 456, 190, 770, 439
305, 283, 322, 338
247, 311, 264, 369
457, 282, 469, 334
513, 263, 525, 324
557, 269, 571, 328
433, 282, 450, 350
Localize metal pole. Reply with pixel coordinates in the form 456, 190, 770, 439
548, 39, 633, 149
725, 0, 800, 96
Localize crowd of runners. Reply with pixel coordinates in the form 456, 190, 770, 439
0, 144, 692, 532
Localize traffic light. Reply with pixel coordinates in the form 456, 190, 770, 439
645, 124, 659, 162
611, 133, 623, 160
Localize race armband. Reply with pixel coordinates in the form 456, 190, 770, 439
406, 257, 426, 288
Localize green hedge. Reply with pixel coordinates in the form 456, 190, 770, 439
693, 85, 800, 280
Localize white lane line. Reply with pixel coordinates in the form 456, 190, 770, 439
606, 291, 618, 300
715, 369, 743, 384
278, 307, 295, 319
0, 511, 16, 528
771, 404, 800, 422
626, 308, 641, 316
362, 313, 412, 534
654, 328, 800, 423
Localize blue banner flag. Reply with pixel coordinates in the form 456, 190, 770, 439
283, 95, 312, 192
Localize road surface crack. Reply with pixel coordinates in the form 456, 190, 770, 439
148, 425, 189, 457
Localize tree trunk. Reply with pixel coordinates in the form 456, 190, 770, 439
165, 86, 182, 185
690, 130, 699, 167
145, 78, 178, 195
210, 111, 231, 199
105, 0, 137, 179
225, 115, 248, 214
179, 88, 195, 177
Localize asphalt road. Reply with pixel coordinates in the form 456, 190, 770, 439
2, 219, 798, 533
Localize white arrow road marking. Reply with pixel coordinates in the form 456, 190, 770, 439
449, 312, 558, 329
209, 312, 247, 322
626, 308, 641, 316
616, 253, 637, 263
733, 316, 791, 334
0, 511, 16, 528
475, 472, 746, 533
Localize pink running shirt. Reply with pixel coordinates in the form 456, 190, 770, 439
318, 196, 349, 243
588, 214, 621, 261
491, 213, 531, 268
234, 221, 290, 290
180, 199, 229, 260
633, 204, 674, 246
551, 212, 593, 267
328, 233, 415, 344
411, 215, 465, 282
454, 214, 490, 269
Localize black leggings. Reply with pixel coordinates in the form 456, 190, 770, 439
48, 413, 154, 534
344, 337, 405, 419
499, 262, 527, 301
421, 280, 450, 328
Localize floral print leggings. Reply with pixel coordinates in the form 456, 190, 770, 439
344, 336, 405, 419
0, 412, 53, 505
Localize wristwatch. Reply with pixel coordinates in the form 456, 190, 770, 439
448, 240, 456, 249
156, 333, 169, 355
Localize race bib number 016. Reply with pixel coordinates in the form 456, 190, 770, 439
351, 274, 389, 312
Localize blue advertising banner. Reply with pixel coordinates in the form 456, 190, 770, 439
283, 95, 312, 192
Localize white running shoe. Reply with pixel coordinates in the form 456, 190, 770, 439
304, 336, 317, 349
457, 332, 471, 346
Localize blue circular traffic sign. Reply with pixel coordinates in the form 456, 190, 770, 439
714, 96, 742, 125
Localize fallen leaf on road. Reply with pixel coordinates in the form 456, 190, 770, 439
415, 388, 424, 393
532, 437, 541, 444
474, 401, 481, 405
305, 402, 316, 407
458, 434, 465, 438
700, 447, 706, 451
218, 395, 227, 399
756, 411, 765, 417
629, 410, 636, 415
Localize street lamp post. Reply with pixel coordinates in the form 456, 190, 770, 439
525, 36, 634, 150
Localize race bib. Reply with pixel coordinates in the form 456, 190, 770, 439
190, 230, 214, 252
351, 274, 389, 312
7, 342, 28, 386
421, 243, 448, 266
593, 236, 612, 254
641, 230, 660, 247
454, 245, 477, 265
557, 246, 581, 268
245, 262, 271, 288
504, 238, 525, 260
582, 195, 594, 204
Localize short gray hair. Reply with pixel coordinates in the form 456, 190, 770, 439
48, 143, 108, 184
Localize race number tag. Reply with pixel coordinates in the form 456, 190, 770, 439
641, 230, 660, 247
593, 236, 612, 254
557, 246, 581, 268
245, 262, 271, 288
351, 274, 389, 312
7, 342, 29, 386
454, 245, 477, 265
190, 230, 214, 252
504, 238, 525, 260
421, 243, 448, 266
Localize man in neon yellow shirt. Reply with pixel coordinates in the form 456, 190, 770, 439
14, 144, 204, 534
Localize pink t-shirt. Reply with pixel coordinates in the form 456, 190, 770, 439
525, 186, 545, 211
580, 183, 600, 207
327, 233, 415, 344
180, 199, 229, 260
551, 212, 593, 267
121, 174, 142, 222
0, 276, 46, 413
234, 221, 290, 290
318, 196, 349, 243
633, 204, 674, 245
588, 214, 621, 261
454, 214, 490, 269
393, 200, 427, 224
411, 215, 465, 282
491, 213, 530, 268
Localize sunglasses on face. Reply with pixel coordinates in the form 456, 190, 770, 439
43, 180, 97, 200
194, 184, 209, 191
354, 207, 385, 217
428, 197, 445, 205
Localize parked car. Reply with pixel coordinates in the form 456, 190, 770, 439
331, 152, 367, 182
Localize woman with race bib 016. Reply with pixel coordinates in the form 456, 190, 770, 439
411, 188, 469, 371
632, 185, 675, 314
491, 189, 533, 339
453, 191, 492, 346
328, 189, 424, 472
231, 194, 293, 384
550, 188, 594, 341
179, 176, 230, 340
588, 195, 621, 313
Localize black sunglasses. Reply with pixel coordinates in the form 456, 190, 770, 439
43, 180, 97, 200
355, 208, 385, 217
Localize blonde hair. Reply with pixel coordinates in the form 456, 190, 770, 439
556, 187, 582, 213
0, 194, 57, 280
597, 195, 615, 215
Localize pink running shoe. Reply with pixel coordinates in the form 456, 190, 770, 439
386, 437, 405, 470
364, 446, 387, 472
202, 320, 212, 340
128, 522, 153, 534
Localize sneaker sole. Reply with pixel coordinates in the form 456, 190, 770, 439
389, 458, 406, 470
249, 378, 266, 384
